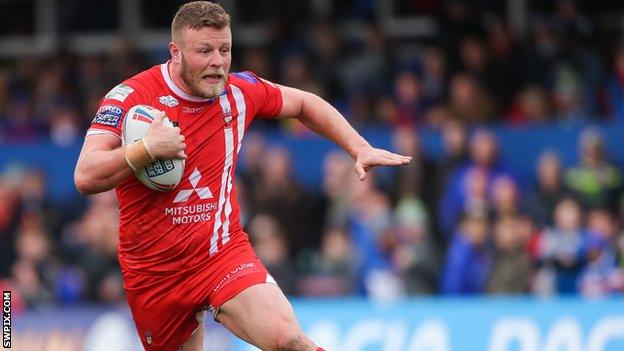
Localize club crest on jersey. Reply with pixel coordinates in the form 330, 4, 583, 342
222, 107, 233, 127
158, 95, 179, 107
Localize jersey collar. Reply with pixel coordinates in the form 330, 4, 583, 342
160, 61, 227, 103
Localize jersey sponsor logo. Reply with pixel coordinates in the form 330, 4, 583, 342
173, 168, 213, 203
158, 95, 179, 107
92, 105, 124, 127
182, 106, 205, 114
213, 262, 259, 294
165, 168, 216, 224
233, 72, 258, 83
104, 83, 134, 102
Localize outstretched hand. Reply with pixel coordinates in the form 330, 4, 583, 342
353, 145, 412, 180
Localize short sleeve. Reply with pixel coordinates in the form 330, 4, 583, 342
232, 71, 282, 119
86, 82, 140, 139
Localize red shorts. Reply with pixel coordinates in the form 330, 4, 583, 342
122, 235, 273, 351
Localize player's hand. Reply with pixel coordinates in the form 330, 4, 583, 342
353, 145, 411, 180
144, 111, 187, 159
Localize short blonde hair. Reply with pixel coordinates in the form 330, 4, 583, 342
171, 1, 231, 41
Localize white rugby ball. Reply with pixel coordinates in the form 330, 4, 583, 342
121, 104, 185, 191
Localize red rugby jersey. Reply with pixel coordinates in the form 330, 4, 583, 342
87, 62, 282, 274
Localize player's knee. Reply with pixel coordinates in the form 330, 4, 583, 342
271, 330, 310, 351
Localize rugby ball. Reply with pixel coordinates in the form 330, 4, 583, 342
121, 105, 185, 191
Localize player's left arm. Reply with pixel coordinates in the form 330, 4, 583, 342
277, 85, 411, 180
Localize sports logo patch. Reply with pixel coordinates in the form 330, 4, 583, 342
105, 83, 134, 102
158, 95, 179, 107
92, 105, 124, 127
233, 72, 258, 83
131, 107, 155, 124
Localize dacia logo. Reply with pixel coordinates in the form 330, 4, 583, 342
158, 95, 179, 107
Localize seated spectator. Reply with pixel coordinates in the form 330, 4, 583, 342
299, 228, 356, 297
506, 84, 553, 124
487, 215, 532, 294
438, 129, 514, 238
248, 214, 297, 295
564, 128, 623, 209
605, 45, 624, 122
490, 175, 521, 220
441, 213, 492, 295
535, 198, 585, 295
391, 197, 439, 295
447, 73, 497, 123
578, 208, 623, 296
526, 150, 570, 227
578, 234, 623, 297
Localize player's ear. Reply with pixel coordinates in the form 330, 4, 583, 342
169, 41, 181, 63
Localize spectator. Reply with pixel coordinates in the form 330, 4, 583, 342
441, 213, 492, 295
578, 235, 623, 297
490, 175, 521, 220
299, 228, 356, 297
606, 45, 624, 122
433, 118, 469, 235
248, 214, 297, 295
447, 73, 497, 123
535, 198, 585, 294
388, 126, 436, 212
346, 173, 403, 300
526, 150, 570, 227
506, 85, 553, 124
564, 128, 623, 209
251, 145, 324, 256
393, 71, 428, 126
487, 215, 532, 294
438, 129, 513, 238
391, 197, 439, 294
420, 46, 447, 105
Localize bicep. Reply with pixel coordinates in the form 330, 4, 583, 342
76, 134, 121, 166
276, 85, 307, 118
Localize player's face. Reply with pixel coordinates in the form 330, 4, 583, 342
178, 26, 232, 99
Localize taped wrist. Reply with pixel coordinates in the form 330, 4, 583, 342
124, 139, 156, 171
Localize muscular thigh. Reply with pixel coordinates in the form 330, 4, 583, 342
217, 283, 312, 350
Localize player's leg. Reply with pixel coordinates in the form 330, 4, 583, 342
216, 283, 320, 351
179, 312, 205, 351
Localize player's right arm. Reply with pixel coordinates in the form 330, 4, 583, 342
74, 134, 132, 194
74, 113, 187, 195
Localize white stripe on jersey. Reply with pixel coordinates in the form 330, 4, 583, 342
86, 129, 121, 139
232, 85, 247, 152
210, 93, 235, 255
221, 85, 247, 245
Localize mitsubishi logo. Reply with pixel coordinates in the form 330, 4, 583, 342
173, 168, 213, 203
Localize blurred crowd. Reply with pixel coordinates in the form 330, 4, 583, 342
4, 0, 624, 143
2, 0, 624, 309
